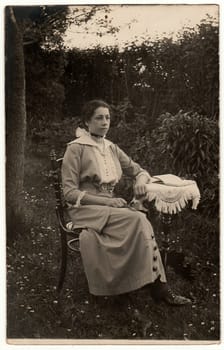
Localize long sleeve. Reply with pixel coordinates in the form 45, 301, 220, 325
114, 144, 151, 181
61, 143, 83, 204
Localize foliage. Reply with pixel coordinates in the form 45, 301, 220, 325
23, 6, 123, 136
177, 18, 219, 118
68, 5, 120, 38
63, 46, 123, 115
13, 5, 69, 49
12, 6, 71, 138
108, 100, 152, 168
24, 15, 218, 140
63, 17, 218, 125
25, 46, 66, 135
150, 111, 219, 216
26, 118, 80, 157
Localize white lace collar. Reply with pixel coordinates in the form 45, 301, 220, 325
68, 128, 113, 149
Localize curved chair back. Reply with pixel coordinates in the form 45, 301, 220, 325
50, 149, 81, 292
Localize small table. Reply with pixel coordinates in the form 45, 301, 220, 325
133, 174, 201, 270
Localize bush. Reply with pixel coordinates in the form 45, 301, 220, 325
27, 117, 81, 156
150, 110, 219, 216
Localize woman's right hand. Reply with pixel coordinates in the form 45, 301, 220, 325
106, 197, 127, 208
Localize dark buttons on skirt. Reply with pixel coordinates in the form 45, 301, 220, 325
153, 266, 158, 272
153, 246, 157, 251
153, 256, 157, 261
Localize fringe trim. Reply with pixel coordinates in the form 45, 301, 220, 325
145, 185, 200, 214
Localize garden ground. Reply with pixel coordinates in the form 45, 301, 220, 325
7, 144, 220, 342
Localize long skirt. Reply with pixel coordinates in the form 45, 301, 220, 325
68, 205, 166, 296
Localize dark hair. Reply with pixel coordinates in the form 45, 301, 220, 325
81, 100, 111, 125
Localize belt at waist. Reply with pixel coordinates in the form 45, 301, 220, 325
80, 182, 115, 197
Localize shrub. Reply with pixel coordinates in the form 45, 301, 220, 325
150, 110, 219, 216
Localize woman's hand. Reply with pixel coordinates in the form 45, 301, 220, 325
134, 174, 151, 198
107, 197, 127, 208
134, 183, 148, 198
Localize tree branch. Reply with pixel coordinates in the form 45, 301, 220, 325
23, 39, 38, 46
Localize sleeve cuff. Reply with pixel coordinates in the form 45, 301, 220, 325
73, 191, 86, 208
135, 171, 151, 183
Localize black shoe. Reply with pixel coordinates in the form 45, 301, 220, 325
161, 288, 192, 306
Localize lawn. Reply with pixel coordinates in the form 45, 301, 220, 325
7, 143, 220, 343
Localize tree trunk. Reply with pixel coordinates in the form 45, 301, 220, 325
6, 7, 26, 242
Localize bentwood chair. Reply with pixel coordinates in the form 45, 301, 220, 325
50, 149, 83, 292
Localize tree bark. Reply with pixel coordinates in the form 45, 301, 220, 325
6, 7, 26, 242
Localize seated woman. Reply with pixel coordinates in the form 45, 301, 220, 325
62, 99, 191, 306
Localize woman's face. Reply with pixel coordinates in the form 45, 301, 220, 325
87, 107, 110, 137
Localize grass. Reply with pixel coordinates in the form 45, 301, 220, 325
7, 144, 220, 342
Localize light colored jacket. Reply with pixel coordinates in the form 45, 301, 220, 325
62, 134, 150, 205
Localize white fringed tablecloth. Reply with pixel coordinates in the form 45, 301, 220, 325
143, 174, 201, 215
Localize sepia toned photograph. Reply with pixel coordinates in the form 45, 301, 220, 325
5, 1, 220, 345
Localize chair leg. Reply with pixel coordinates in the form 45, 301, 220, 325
57, 233, 67, 292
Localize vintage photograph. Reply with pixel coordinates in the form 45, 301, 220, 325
5, 2, 220, 345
